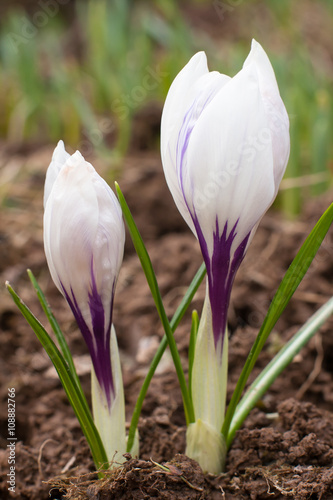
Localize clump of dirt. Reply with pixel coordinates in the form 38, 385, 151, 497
223, 399, 333, 499
50, 454, 206, 500
26, 400, 333, 500
229, 398, 333, 470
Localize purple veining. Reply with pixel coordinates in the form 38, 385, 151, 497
193, 215, 250, 357
177, 88, 220, 196
61, 259, 115, 407
175, 88, 252, 358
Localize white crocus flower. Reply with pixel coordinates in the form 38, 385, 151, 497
43, 141, 130, 465
161, 40, 290, 473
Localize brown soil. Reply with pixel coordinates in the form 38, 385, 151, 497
0, 145, 333, 499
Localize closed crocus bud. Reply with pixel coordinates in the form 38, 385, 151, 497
161, 40, 290, 473
44, 141, 128, 464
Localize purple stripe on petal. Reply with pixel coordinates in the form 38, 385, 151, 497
177, 101, 196, 189
174, 85, 252, 358
61, 284, 96, 363
88, 259, 115, 401
177, 89, 220, 202
193, 215, 250, 357
61, 262, 115, 408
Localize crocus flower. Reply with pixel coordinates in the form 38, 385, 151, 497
43, 141, 127, 463
161, 40, 290, 473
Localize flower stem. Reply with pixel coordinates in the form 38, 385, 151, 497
126, 262, 206, 453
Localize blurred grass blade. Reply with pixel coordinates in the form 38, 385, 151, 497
222, 202, 333, 442
6, 281, 108, 472
27, 269, 92, 417
127, 262, 206, 453
115, 182, 195, 426
227, 296, 333, 447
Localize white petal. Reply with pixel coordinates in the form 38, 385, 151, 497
183, 61, 276, 254
161, 53, 208, 232
161, 55, 230, 234
161, 52, 209, 146
43, 140, 70, 208
244, 39, 279, 91
161, 42, 290, 257
44, 151, 124, 333
44, 155, 98, 324
244, 39, 290, 192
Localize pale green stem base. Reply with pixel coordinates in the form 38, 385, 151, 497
186, 419, 227, 474
91, 325, 129, 466
186, 283, 228, 474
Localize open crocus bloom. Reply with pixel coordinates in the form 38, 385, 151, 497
161, 40, 290, 473
44, 141, 128, 463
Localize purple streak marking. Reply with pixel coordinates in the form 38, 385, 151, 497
61, 260, 115, 407
193, 216, 250, 356
88, 260, 115, 401
174, 84, 251, 357
176, 89, 219, 196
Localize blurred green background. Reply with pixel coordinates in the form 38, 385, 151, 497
0, 0, 332, 215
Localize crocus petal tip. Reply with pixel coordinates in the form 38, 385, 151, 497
189, 51, 208, 71
193, 50, 207, 61
250, 38, 260, 49
68, 150, 85, 167
52, 139, 67, 161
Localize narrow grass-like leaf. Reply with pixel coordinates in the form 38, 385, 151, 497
222, 202, 333, 442
115, 182, 195, 426
27, 270, 92, 418
188, 310, 199, 398
126, 262, 206, 453
6, 281, 108, 472
227, 296, 333, 447
28, 272, 75, 373
170, 263, 206, 332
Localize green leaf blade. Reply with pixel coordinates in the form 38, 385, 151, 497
28, 273, 75, 368
115, 182, 195, 425
6, 281, 108, 471
27, 270, 93, 420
